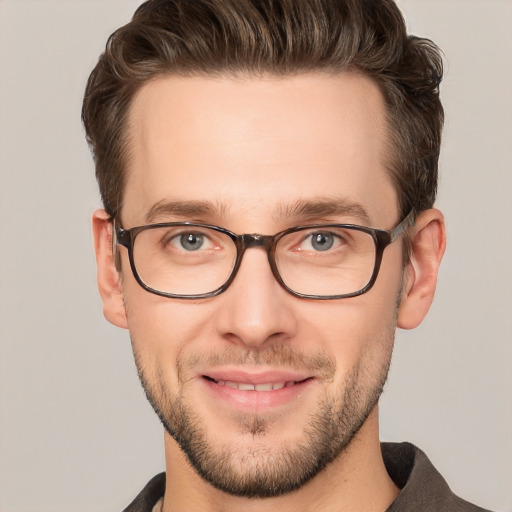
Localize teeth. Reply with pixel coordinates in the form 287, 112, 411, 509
255, 383, 273, 391
238, 383, 255, 391
215, 380, 296, 391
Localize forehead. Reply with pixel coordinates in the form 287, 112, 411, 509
123, 72, 397, 228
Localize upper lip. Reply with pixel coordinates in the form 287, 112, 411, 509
201, 368, 314, 385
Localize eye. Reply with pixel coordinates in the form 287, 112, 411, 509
300, 231, 342, 252
168, 231, 213, 251
180, 232, 203, 251
310, 232, 335, 251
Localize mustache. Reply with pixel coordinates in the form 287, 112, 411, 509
177, 344, 337, 380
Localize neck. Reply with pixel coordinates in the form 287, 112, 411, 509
161, 408, 399, 512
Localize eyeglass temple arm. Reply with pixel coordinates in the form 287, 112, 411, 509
111, 219, 126, 270
390, 210, 416, 241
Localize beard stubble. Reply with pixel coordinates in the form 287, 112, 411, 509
132, 334, 394, 498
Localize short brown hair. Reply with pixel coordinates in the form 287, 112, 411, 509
82, 0, 443, 221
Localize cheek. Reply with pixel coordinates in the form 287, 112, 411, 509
297, 263, 402, 375
307, 301, 396, 364
313, 304, 396, 406
121, 277, 216, 385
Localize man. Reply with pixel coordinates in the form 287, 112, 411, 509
82, 0, 491, 510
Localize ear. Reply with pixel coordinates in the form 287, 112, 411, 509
397, 208, 446, 330
92, 209, 128, 329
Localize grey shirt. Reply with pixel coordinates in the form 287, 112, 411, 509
122, 442, 492, 511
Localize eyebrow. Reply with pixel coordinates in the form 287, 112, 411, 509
145, 199, 221, 223
144, 196, 371, 225
274, 197, 371, 225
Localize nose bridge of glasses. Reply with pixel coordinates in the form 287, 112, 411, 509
241, 233, 274, 250
234, 233, 281, 290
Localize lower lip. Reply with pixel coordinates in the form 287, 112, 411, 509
201, 377, 315, 411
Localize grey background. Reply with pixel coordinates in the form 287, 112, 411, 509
0, 1, 510, 511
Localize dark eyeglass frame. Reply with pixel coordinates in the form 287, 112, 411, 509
114, 210, 415, 300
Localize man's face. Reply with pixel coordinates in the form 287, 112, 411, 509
116, 73, 405, 496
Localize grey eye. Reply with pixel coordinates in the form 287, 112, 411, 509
179, 232, 204, 251
311, 232, 334, 251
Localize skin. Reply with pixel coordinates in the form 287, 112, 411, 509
93, 72, 445, 512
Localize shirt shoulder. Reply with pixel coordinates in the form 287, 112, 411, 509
122, 472, 166, 512
383, 442, 494, 512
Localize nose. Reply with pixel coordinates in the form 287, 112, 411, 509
214, 246, 297, 349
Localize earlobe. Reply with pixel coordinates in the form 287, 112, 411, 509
92, 209, 128, 329
397, 209, 446, 330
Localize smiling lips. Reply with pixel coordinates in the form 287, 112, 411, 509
205, 377, 303, 391
201, 369, 316, 410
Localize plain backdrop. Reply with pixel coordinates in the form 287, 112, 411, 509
0, 1, 511, 511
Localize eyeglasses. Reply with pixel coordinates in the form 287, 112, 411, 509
114, 211, 415, 300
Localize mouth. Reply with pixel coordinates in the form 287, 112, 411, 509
200, 372, 316, 411
203, 375, 312, 391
